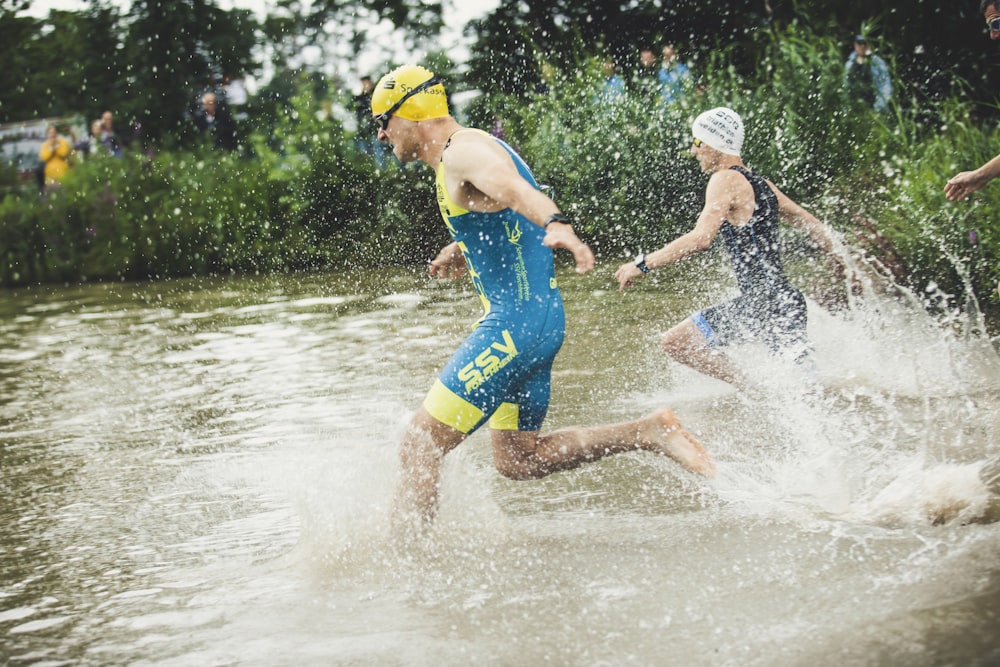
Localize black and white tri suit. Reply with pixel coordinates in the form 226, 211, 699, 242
690, 165, 810, 360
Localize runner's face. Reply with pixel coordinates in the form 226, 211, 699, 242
378, 117, 419, 163
691, 139, 717, 173
987, 4, 1000, 40
376, 118, 392, 144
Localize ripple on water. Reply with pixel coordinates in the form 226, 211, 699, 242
9, 615, 72, 634
1, 270, 998, 666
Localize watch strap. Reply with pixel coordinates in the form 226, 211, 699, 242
544, 213, 572, 228
635, 253, 651, 274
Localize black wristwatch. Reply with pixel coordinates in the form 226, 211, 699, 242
635, 253, 651, 274
544, 213, 572, 228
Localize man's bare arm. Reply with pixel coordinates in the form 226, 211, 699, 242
443, 134, 595, 273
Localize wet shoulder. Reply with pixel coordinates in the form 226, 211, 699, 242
444, 128, 506, 160
710, 167, 755, 196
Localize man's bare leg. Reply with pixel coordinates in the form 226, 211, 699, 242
395, 405, 715, 532
662, 319, 752, 392
392, 408, 466, 531
491, 408, 715, 479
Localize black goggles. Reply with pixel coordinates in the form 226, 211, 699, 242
989, 16, 1000, 31
373, 76, 441, 131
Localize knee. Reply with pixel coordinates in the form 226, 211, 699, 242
493, 448, 551, 480
491, 430, 552, 480
661, 330, 687, 359
494, 459, 545, 481
399, 420, 449, 469
661, 321, 706, 361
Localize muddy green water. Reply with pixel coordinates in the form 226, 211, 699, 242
2, 267, 999, 666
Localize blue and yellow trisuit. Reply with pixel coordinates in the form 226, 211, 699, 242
423, 129, 565, 435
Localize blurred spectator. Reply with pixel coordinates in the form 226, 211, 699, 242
193, 92, 238, 151
633, 46, 660, 98
659, 44, 691, 105
38, 124, 72, 187
100, 110, 123, 156
353, 75, 387, 168
598, 58, 626, 104
75, 118, 123, 159
74, 119, 104, 158
844, 35, 892, 112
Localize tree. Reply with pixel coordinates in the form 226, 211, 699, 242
0, 7, 122, 124
465, 0, 1000, 112
0, 0, 262, 144
122, 0, 261, 144
258, 0, 445, 89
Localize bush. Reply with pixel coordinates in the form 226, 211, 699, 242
0, 190, 46, 284
470, 25, 997, 304
0, 80, 444, 286
863, 97, 999, 302
1, 26, 996, 308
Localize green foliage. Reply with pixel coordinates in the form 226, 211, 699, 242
467, 0, 1000, 116
0, 190, 45, 284
0, 7, 123, 124
124, 0, 261, 142
0, 1, 260, 142
0, 78, 444, 286
468, 23, 997, 303
9, 150, 281, 281
504, 58, 705, 258
2, 8, 997, 306
247, 78, 445, 269
860, 97, 1000, 298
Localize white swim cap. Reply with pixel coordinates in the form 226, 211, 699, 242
692, 107, 744, 156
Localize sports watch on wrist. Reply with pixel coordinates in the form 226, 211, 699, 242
635, 253, 651, 274
544, 213, 572, 228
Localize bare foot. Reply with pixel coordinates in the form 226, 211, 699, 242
642, 409, 716, 478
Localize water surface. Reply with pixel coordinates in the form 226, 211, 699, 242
2, 268, 999, 666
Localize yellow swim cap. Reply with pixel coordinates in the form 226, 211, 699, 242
371, 64, 449, 122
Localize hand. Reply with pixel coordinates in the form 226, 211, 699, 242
944, 170, 987, 202
428, 242, 466, 280
614, 262, 643, 292
542, 222, 595, 274
811, 254, 867, 310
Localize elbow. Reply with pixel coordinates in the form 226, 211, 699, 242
689, 235, 713, 253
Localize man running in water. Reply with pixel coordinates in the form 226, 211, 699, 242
615, 107, 849, 392
373, 65, 714, 530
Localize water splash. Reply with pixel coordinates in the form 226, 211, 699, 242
270, 411, 513, 580
860, 460, 992, 527
697, 252, 1000, 529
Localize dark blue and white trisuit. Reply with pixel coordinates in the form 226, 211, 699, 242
690, 165, 810, 359
423, 129, 564, 435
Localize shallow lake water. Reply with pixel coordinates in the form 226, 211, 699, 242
2, 266, 999, 666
